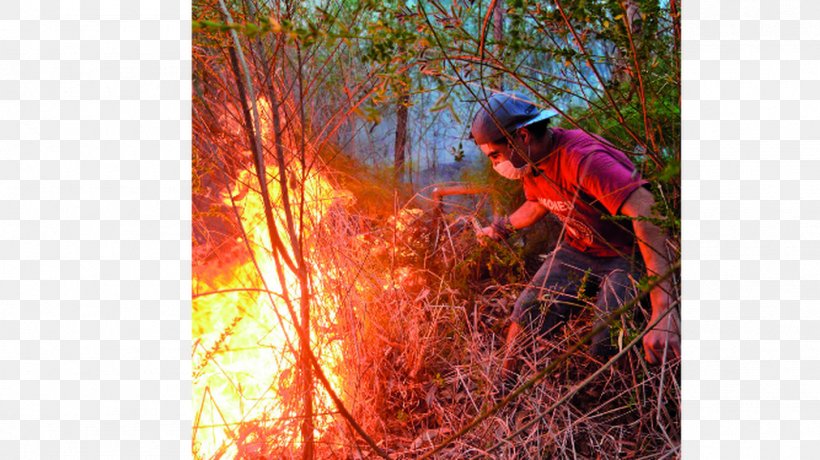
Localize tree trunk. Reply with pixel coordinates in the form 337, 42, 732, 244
611, 0, 643, 85
493, 0, 504, 90
394, 91, 409, 184
299, 282, 313, 459
294, 40, 315, 460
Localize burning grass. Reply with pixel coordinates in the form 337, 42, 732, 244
193, 0, 681, 454
192, 161, 350, 458
316, 205, 681, 459
193, 164, 680, 458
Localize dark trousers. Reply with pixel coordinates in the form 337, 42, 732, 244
510, 244, 640, 357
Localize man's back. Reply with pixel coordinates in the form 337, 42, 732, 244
521, 128, 647, 257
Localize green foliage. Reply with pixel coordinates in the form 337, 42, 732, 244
192, 0, 681, 454
447, 233, 526, 293
449, 142, 465, 163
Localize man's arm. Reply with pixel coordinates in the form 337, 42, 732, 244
620, 186, 681, 364
480, 200, 548, 240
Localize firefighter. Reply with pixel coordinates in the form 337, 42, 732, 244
469, 91, 680, 379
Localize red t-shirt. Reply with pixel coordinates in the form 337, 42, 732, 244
522, 128, 648, 258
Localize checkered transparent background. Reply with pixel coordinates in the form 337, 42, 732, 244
1, 1, 191, 459
681, 0, 820, 458
2, 0, 820, 458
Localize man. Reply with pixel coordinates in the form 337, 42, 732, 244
470, 91, 680, 378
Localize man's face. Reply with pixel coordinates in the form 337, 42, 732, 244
479, 140, 514, 167
480, 126, 552, 168
479, 129, 528, 167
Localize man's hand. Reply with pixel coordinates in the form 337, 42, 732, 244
642, 309, 680, 365
621, 187, 680, 366
477, 225, 503, 244
476, 216, 514, 246
474, 201, 547, 246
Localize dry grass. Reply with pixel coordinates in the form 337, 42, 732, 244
192, 0, 681, 454
299, 196, 681, 459
192, 150, 679, 460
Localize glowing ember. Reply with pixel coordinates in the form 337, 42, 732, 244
192, 161, 348, 459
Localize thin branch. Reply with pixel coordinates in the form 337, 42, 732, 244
552, 0, 649, 156
487, 299, 681, 453
418, 261, 680, 459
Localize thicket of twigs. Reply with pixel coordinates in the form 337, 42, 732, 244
310, 202, 680, 459
193, 0, 680, 458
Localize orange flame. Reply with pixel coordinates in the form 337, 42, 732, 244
192, 159, 348, 459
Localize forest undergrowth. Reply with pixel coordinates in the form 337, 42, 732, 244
192, 0, 681, 457
307, 189, 681, 459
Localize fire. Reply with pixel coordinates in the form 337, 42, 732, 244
192, 159, 348, 459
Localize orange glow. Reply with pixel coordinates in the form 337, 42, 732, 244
192, 157, 348, 458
